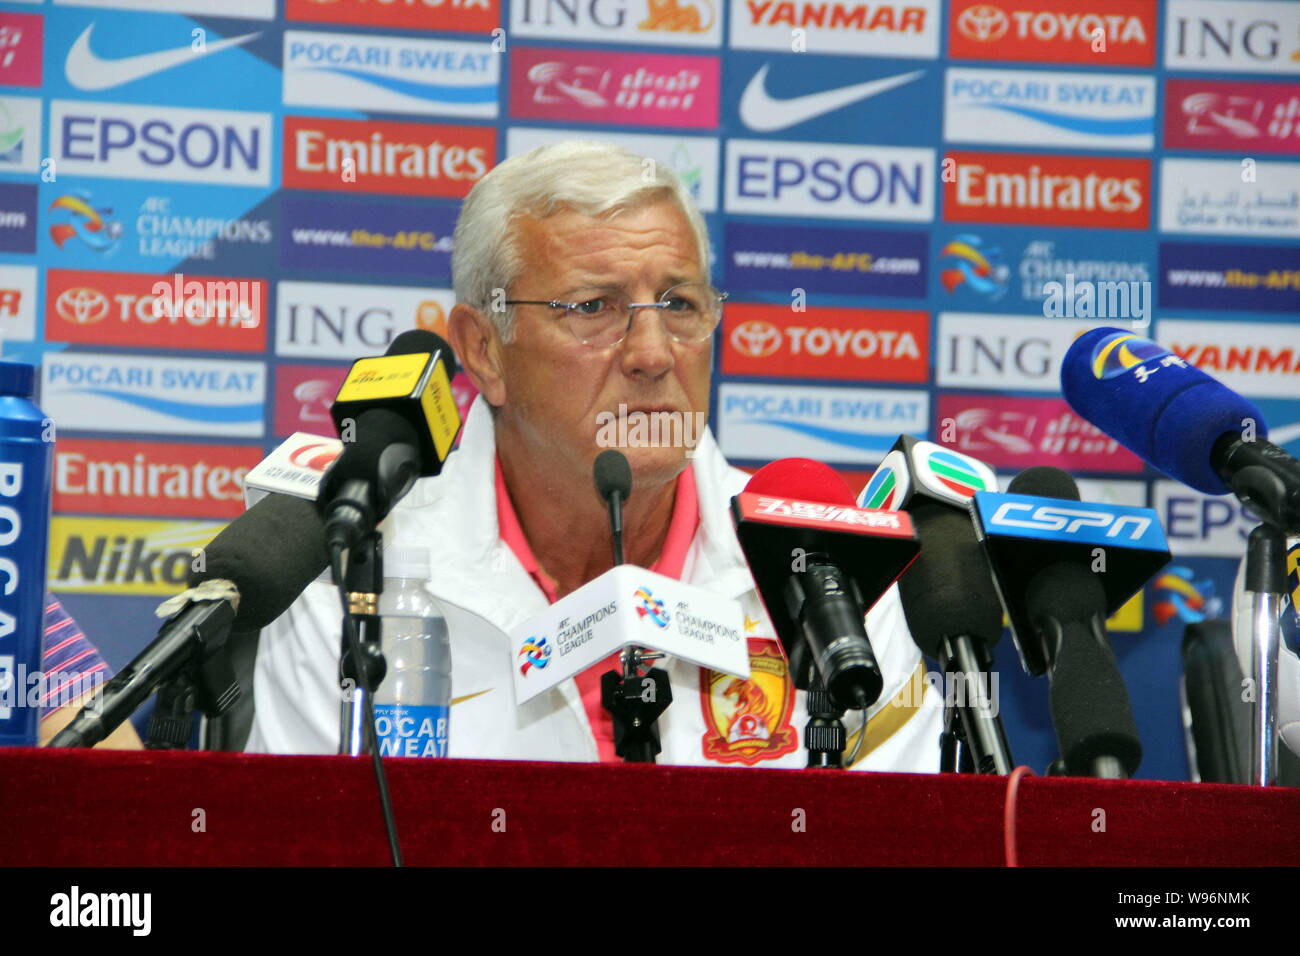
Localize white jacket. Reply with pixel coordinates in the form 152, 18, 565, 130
246, 397, 943, 772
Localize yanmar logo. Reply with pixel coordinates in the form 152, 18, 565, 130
54, 438, 260, 519
944, 151, 1150, 229
283, 116, 493, 198
722, 305, 927, 382
731, 0, 939, 58
1162, 318, 1300, 398
950, 0, 1156, 66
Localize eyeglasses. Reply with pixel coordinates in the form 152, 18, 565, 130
503, 281, 729, 348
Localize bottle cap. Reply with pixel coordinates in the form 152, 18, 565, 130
0, 362, 35, 397
384, 545, 431, 582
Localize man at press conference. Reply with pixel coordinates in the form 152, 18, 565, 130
246, 140, 942, 771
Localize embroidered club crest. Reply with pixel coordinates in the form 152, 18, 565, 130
700, 638, 797, 765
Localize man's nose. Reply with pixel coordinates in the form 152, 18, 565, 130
618, 305, 675, 379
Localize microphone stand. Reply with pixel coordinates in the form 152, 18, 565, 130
938, 635, 1013, 775
596, 462, 672, 763
338, 530, 388, 756
1239, 523, 1287, 786
49, 598, 239, 749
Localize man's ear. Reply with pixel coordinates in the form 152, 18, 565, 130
448, 303, 506, 407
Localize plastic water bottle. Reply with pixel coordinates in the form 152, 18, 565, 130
373, 546, 451, 757
0, 362, 52, 748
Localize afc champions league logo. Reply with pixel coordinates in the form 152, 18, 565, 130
518, 635, 552, 676
1089, 331, 1169, 380
633, 587, 670, 628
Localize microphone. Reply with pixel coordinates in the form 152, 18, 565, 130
860, 437, 1012, 774
593, 449, 632, 566
731, 458, 920, 711
975, 467, 1160, 778
318, 330, 462, 555
49, 493, 331, 748
1061, 327, 1300, 531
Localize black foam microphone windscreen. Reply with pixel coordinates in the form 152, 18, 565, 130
895, 505, 1005, 660
187, 492, 330, 631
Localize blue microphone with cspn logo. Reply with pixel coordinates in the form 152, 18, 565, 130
0, 362, 53, 747
970, 469, 1170, 778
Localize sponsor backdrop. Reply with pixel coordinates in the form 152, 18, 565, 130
0, 0, 1295, 778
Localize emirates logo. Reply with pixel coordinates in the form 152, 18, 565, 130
958, 4, 1009, 42
288, 442, 340, 473
55, 287, 109, 325
729, 320, 782, 358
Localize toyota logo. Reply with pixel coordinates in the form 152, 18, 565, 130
957, 4, 1009, 42
55, 287, 109, 325
730, 320, 783, 358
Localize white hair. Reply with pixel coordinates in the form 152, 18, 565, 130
451, 140, 711, 341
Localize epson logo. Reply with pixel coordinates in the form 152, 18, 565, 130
725, 140, 935, 222
989, 501, 1152, 540
51, 101, 272, 187
0, 462, 22, 646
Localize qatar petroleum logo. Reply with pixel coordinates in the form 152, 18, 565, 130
634, 587, 670, 628
939, 234, 1008, 302
729, 319, 782, 358
957, 4, 1009, 42
1153, 567, 1223, 627
1089, 331, 1168, 381
48, 190, 122, 252
518, 635, 552, 675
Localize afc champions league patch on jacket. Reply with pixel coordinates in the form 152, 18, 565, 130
699, 637, 797, 765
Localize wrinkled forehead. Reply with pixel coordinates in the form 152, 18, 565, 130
512, 199, 705, 291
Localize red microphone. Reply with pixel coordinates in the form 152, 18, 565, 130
730, 458, 920, 710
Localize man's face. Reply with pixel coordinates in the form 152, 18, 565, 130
494, 198, 713, 490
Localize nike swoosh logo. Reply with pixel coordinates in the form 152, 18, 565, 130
65, 22, 261, 92
739, 64, 925, 133
451, 689, 493, 706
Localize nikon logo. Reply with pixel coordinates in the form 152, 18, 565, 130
48, 517, 222, 596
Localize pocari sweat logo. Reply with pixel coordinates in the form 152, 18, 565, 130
944, 68, 1155, 151
718, 383, 928, 466
41, 353, 265, 438
283, 30, 498, 119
